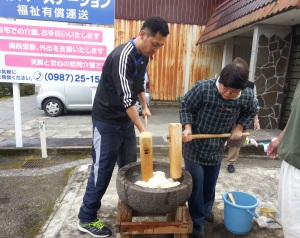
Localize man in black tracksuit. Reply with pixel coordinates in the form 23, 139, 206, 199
78, 16, 169, 237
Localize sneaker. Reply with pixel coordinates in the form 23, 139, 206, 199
205, 212, 214, 222
78, 218, 112, 237
227, 164, 235, 173
193, 225, 205, 238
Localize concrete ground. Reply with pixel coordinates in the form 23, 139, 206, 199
1, 155, 284, 238
0, 153, 283, 238
0, 95, 284, 237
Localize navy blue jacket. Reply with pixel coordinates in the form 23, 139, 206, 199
92, 39, 149, 124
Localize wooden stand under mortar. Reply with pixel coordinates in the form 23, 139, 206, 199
116, 200, 193, 238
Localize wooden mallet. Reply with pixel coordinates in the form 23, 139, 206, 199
169, 123, 183, 180
139, 116, 153, 182
167, 123, 250, 180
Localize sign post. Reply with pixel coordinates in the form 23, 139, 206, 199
12, 83, 23, 147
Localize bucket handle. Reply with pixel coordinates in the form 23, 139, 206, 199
246, 209, 259, 218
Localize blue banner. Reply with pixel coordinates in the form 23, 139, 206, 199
0, 0, 114, 25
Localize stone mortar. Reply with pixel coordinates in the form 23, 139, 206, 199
116, 161, 192, 215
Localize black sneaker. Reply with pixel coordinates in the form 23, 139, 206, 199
205, 212, 214, 222
78, 218, 112, 237
227, 164, 235, 173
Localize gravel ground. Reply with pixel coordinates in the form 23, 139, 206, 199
0, 153, 284, 238
0, 154, 90, 238
0, 171, 71, 238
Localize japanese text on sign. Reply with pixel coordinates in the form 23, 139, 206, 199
0, 0, 115, 25
0, 20, 114, 85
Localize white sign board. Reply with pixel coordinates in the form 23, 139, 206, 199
0, 20, 114, 85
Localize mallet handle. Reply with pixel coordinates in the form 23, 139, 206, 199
144, 115, 148, 131
189, 132, 250, 139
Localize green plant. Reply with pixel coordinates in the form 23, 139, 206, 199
176, 95, 184, 102
0, 86, 3, 98
0, 83, 35, 96
20, 84, 35, 96
0, 83, 12, 95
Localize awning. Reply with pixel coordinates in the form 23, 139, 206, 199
197, 0, 300, 45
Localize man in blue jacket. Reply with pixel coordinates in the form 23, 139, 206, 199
78, 16, 169, 237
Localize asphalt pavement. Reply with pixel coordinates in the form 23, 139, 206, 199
0, 94, 280, 149
0, 95, 178, 148
0, 94, 284, 238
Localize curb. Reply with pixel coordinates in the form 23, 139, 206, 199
0, 144, 266, 157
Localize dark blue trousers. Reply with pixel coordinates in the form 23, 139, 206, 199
184, 159, 221, 228
78, 119, 137, 222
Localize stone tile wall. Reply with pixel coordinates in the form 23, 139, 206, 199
255, 33, 291, 129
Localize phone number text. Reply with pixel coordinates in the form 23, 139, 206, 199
45, 73, 100, 83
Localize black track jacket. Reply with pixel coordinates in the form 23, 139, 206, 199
92, 39, 149, 124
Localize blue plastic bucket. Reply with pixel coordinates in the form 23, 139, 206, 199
222, 191, 259, 235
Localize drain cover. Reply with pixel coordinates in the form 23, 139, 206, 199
23, 160, 47, 168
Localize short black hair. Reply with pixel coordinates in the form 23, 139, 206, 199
141, 16, 169, 37
218, 63, 249, 90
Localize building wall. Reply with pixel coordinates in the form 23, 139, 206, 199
96, 19, 223, 101
255, 32, 292, 128
77, 0, 226, 101
224, 29, 292, 129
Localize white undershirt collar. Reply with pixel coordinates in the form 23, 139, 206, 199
216, 78, 241, 100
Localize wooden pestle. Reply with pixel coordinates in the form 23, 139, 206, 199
169, 123, 182, 180
140, 116, 153, 182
